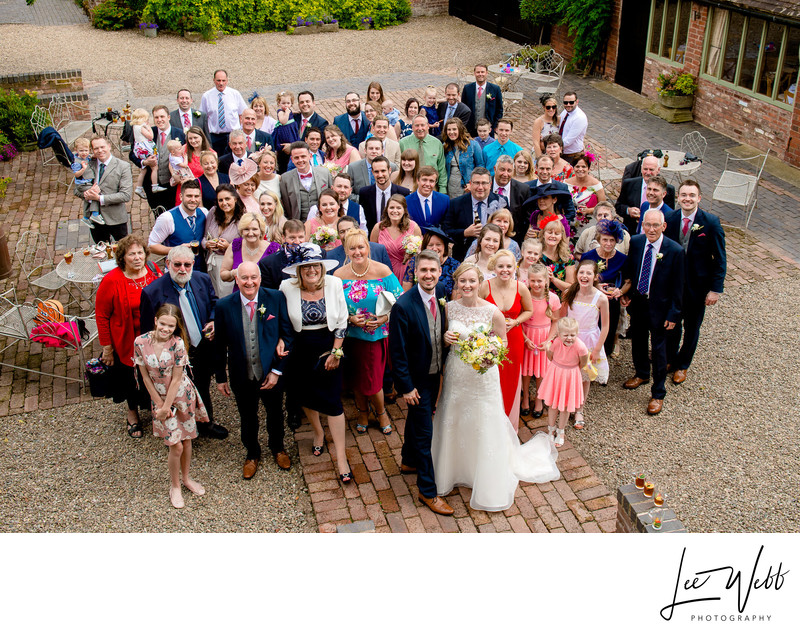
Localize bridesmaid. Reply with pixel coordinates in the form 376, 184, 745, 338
480, 249, 533, 431
369, 194, 421, 282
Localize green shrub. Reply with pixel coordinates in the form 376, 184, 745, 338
91, 0, 147, 31
519, 0, 562, 25
143, 0, 223, 38
0, 88, 38, 147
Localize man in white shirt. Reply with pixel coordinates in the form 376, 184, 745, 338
358, 115, 401, 165
616, 156, 676, 233
558, 91, 588, 162
199, 69, 247, 155
148, 180, 208, 271
307, 172, 367, 231
217, 130, 250, 176
170, 89, 207, 136
293, 91, 329, 138
635, 175, 672, 233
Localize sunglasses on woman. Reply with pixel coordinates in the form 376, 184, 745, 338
544, 105, 557, 110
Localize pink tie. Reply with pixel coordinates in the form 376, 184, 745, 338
682, 217, 691, 236
301, 118, 307, 134
429, 297, 437, 320
477, 85, 483, 100
160, 132, 166, 145
248, 301, 256, 321
497, 187, 504, 196
183, 113, 190, 128
247, 137, 252, 151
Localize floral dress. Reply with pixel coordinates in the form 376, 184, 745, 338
133, 333, 209, 445
541, 253, 575, 299
341, 275, 403, 343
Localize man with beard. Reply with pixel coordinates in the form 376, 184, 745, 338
333, 92, 369, 148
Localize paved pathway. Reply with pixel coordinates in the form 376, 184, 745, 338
0, 0, 87, 25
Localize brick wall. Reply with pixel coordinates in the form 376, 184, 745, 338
550, 25, 574, 65
409, 0, 447, 16
601, 0, 623, 80
0, 70, 90, 121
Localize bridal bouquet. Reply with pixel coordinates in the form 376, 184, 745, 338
454, 324, 508, 374
401, 234, 422, 256
312, 225, 338, 247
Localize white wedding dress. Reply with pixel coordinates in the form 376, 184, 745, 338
432, 301, 561, 512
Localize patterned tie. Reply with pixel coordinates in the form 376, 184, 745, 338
217, 92, 226, 130
682, 217, 691, 236
475, 201, 483, 223
446, 105, 455, 121
178, 287, 202, 346
187, 214, 196, 232
559, 111, 569, 136
637, 243, 654, 296
248, 300, 256, 321
429, 296, 437, 320
183, 112, 190, 129
424, 198, 430, 222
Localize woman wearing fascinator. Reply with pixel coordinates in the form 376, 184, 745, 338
229, 158, 261, 215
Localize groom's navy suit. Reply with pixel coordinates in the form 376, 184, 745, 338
389, 284, 448, 499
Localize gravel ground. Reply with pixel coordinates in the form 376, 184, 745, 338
570, 274, 800, 533
0, 391, 315, 532
0, 17, 514, 97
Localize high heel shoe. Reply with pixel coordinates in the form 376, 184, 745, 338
339, 471, 353, 484
312, 443, 325, 457
376, 409, 392, 435
547, 425, 557, 440
554, 428, 565, 447
355, 405, 369, 433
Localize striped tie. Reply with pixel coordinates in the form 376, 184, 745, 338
217, 92, 225, 130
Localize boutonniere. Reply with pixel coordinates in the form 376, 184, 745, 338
193, 110, 201, 118
486, 93, 495, 101
691, 224, 703, 232
656, 253, 664, 261
438, 298, 446, 307
258, 305, 267, 318
255, 141, 262, 149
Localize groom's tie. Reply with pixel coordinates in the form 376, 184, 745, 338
429, 296, 437, 320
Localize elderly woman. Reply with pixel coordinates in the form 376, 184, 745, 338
95, 234, 162, 438
369, 194, 421, 281
442, 118, 485, 198
259, 189, 286, 243
531, 94, 560, 157
392, 148, 420, 190
254, 150, 281, 198
466, 208, 521, 259
574, 202, 630, 256
402, 226, 460, 295
513, 149, 535, 183
580, 218, 627, 356
203, 183, 243, 298
564, 152, 607, 235
323, 125, 360, 175
229, 158, 260, 215
543, 133, 573, 182
463, 223, 503, 281
279, 243, 351, 481
305, 189, 344, 251
335, 228, 403, 435
522, 182, 572, 242
538, 216, 576, 297
220, 212, 280, 285
198, 150, 230, 210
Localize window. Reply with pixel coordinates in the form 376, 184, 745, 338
648, 0, 691, 63
703, 7, 800, 104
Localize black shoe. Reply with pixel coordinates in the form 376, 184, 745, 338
287, 414, 303, 430
199, 422, 228, 439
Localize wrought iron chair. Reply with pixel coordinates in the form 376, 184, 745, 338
712, 149, 770, 228
527, 49, 566, 98
15, 231, 71, 301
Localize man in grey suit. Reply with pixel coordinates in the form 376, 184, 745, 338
170, 89, 208, 136
74, 136, 132, 243
279, 141, 332, 221
349, 137, 397, 202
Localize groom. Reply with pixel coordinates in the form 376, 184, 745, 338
389, 250, 453, 516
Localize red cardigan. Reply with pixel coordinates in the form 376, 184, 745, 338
95, 266, 160, 366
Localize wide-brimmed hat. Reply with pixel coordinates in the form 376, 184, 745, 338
521, 182, 572, 212
282, 243, 340, 276
422, 225, 453, 245
229, 158, 259, 186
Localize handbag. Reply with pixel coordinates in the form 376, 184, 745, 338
84, 356, 111, 398
375, 290, 396, 317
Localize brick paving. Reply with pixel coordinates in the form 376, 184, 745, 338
0, 0, 87, 25
2, 71, 800, 531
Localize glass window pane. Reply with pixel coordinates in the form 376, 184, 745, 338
705, 8, 729, 76
721, 12, 745, 82
778, 27, 800, 104
738, 17, 766, 90
664, 0, 678, 59
650, 0, 665, 55
673, 0, 691, 63
755, 24, 785, 97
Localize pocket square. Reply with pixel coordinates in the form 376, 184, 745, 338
267, 314, 275, 320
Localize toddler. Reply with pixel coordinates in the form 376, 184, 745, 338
474, 118, 495, 150
421, 86, 441, 136
382, 98, 401, 126
166, 139, 194, 186
131, 108, 165, 197
272, 90, 300, 172
73, 138, 104, 226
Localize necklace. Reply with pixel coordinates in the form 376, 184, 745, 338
244, 241, 262, 257
350, 260, 370, 278
125, 269, 149, 289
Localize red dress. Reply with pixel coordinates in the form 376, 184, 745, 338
486, 282, 524, 430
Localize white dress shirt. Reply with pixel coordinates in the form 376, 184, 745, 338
417, 284, 438, 317
200, 87, 247, 134
560, 105, 588, 154
96, 156, 113, 206
638, 234, 663, 296
306, 203, 367, 231
148, 205, 208, 246
416, 191, 434, 222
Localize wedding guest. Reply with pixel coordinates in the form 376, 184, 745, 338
305, 189, 344, 250
532, 94, 560, 157
395, 97, 421, 141
543, 133, 573, 182
463, 223, 503, 281
95, 234, 162, 439
483, 119, 523, 176
203, 183, 244, 298
327, 215, 392, 270
369, 194, 421, 281
398, 115, 447, 194
367, 81, 385, 104
481, 249, 533, 430
521, 183, 572, 242
564, 153, 606, 235
323, 125, 361, 176
250, 95, 276, 134
198, 151, 229, 210
280, 141, 333, 221
335, 228, 403, 434
292, 126, 325, 168
402, 226, 459, 296
573, 202, 630, 256
393, 148, 420, 190
559, 91, 588, 163
279, 244, 350, 482
272, 91, 301, 172
229, 158, 260, 215
442, 117, 485, 199
538, 217, 576, 297
294, 91, 329, 137
254, 150, 281, 198
333, 92, 369, 148
513, 149, 535, 183
493, 156, 532, 231
184, 127, 212, 178
443, 167, 501, 261
404, 166, 448, 231
220, 212, 279, 284
171, 89, 207, 136
200, 70, 247, 155
465, 208, 521, 259
259, 189, 287, 243
147, 180, 207, 271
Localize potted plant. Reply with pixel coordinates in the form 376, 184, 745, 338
359, 16, 374, 29
320, 15, 339, 32
291, 16, 319, 35
138, 21, 159, 38
657, 71, 698, 109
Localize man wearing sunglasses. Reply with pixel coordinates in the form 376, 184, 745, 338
558, 91, 587, 164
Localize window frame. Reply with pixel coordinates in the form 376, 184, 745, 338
646, 0, 690, 67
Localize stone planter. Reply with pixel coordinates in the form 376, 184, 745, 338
184, 31, 203, 42
319, 23, 339, 32
650, 92, 695, 123
293, 25, 319, 35
142, 27, 158, 38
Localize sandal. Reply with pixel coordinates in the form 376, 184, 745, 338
127, 421, 143, 438
339, 471, 353, 484
355, 405, 369, 434
574, 411, 585, 430
547, 425, 557, 440
376, 410, 392, 435
554, 428, 565, 447
312, 443, 325, 457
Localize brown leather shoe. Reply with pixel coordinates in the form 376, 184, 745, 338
418, 494, 454, 516
623, 376, 649, 389
647, 398, 664, 415
243, 459, 259, 479
274, 451, 291, 470
400, 464, 417, 474
672, 369, 687, 384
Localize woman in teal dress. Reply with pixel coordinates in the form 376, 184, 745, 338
334, 228, 403, 435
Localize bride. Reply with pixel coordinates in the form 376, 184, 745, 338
432, 262, 560, 512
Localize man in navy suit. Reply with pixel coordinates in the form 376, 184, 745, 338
634, 175, 673, 234
492, 156, 530, 243
442, 167, 500, 261
215, 261, 295, 478
129, 105, 185, 210
333, 92, 368, 147
327, 215, 392, 270
664, 180, 726, 385
461, 64, 503, 136
405, 166, 449, 231
389, 250, 453, 516
616, 156, 676, 234
240, 108, 273, 156
218, 131, 252, 176
359, 156, 409, 232
620, 209, 685, 415
436, 83, 472, 129
140, 246, 228, 439
294, 90, 329, 138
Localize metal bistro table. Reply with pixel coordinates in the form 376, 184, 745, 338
658, 150, 702, 188
55, 252, 112, 312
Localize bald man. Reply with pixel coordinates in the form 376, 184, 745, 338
615, 155, 675, 233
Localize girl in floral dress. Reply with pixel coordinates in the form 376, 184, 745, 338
134, 304, 209, 509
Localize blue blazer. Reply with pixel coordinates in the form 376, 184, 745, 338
129, 126, 185, 168
327, 242, 392, 271
664, 208, 726, 300
461, 82, 503, 134
213, 287, 295, 384
442, 192, 500, 261
359, 184, 410, 233
388, 284, 448, 396
444, 140, 485, 189
622, 234, 684, 327
293, 111, 329, 136
635, 202, 674, 234
139, 271, 217, 335
406, 191, 450, 230
333, 112, 369, 147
